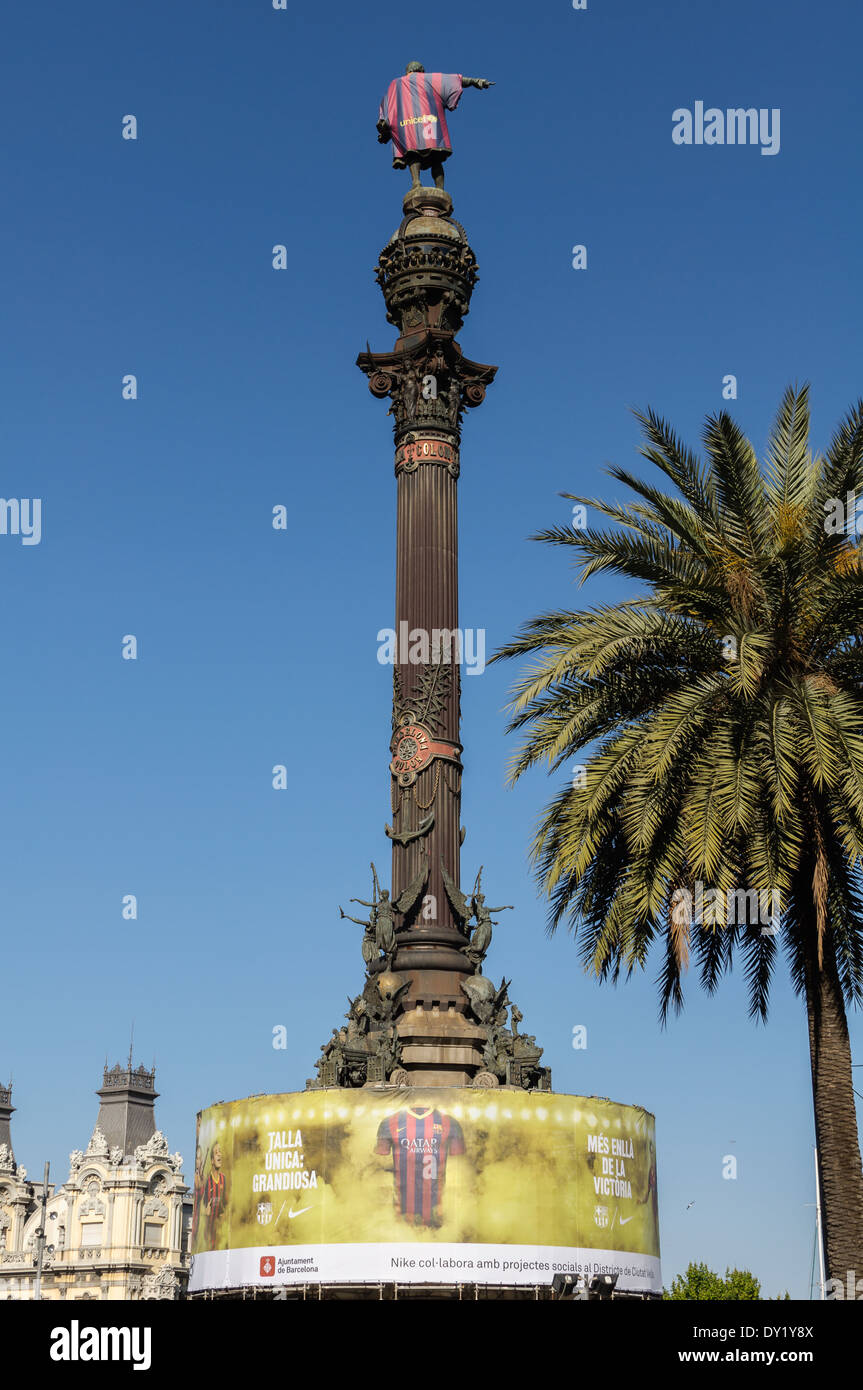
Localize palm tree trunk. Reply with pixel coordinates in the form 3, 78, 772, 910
803, 931, 863, 1287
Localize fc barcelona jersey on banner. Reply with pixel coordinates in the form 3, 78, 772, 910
375, 1106, 466, 1225
379, 73, 463, 164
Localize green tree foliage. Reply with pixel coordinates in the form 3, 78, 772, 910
665, 1262, 790, 1299
496, 388, 863, 1279
666, 1262, 761, 1299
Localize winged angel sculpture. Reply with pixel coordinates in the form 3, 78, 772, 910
439, 860, 513, 967
340, 857, 429, 969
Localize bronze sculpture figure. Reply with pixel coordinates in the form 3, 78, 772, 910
376, 62, 494, 189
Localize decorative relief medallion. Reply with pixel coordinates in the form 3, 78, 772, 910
389, 718, 460, 787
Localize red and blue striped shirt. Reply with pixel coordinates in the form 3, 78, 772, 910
379, 73, 463, 163
376, 1106, 465, 1224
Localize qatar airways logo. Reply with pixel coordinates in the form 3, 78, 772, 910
672, 102, 780, 156
401, 1136, 439, 1152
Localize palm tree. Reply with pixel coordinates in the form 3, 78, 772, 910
494, 386, 863, 1281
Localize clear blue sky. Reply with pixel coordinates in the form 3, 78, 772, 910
2, 0, 860, 1299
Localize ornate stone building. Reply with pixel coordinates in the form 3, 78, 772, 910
0, 1065, 192, 1300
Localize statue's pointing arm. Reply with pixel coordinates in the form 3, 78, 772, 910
340, 907, 371, 928
462, 77, 495, 90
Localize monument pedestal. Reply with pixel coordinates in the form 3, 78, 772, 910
396, 1005, 486, 1087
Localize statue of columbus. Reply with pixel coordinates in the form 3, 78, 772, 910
376, 62, 494, 189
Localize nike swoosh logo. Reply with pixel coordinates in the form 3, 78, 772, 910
618, 1214, 635, 1225
288, 1206, 313, 1219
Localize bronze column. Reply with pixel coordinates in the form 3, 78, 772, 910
358, 186, 496, 1083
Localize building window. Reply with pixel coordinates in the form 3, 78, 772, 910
80, 1222, 103, 1247
143, 1222, 163, 1247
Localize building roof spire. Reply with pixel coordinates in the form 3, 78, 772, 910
0, 1078, 16, 1169
92, 1056, 159, 1159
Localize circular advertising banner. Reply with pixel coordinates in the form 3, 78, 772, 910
189, 1088, 660, 1293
